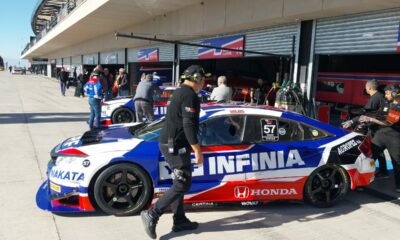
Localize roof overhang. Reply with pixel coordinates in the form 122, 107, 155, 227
32, 0, 67, 34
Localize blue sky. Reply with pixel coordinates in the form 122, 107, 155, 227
0, 0, 36, 67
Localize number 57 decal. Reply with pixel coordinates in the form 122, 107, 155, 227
261, 119, 278, 141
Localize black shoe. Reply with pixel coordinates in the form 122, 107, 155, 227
375, 171, 390, 179
141, 210, 157, 239
172, 218, 199, 232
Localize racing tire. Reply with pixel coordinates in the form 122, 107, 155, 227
111, 108, 135, 124
93, 163, 153, 216
304, 164, 350, 208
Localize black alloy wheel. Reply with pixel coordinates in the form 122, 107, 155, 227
93, 163, 152, 216
111, 108, 135, 124
304, 164, 350, 208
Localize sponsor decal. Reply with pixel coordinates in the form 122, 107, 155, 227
154, 106, 167, 116
241, 201, 259, 206
159, 149, 306, 180
50, 182, 61, 193
311, 130, 319, 137
192, 202, 215, 207
50, 169, 85, 182
137, 48, 159, 62
82, 159, 90, 167
234, 186, 297, 199
198, 35, 244, 59
387, 108, 400, 124
261, 119, 278, 141
234, 186, 250, 198
185, 107, 196, 113
61, 138, 81, 148
230, 109, 245, 114
337, 139, 362, 155
278, 128, 286, 135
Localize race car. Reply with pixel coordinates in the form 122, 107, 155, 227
36, 104, 375, 216
100, 86, 210, 126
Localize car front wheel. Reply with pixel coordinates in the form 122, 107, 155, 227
93, 163, 153, 216
304, 164, 350, 208
111, 108, 135, 124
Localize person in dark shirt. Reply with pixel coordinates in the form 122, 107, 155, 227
364, 80, 386, 112
250, 78, 268, 105
140, 65, 206, 239
361, 85, 400, 192
353, 85, 398, 178
58, 67, 68, 96
133, 74, 161, 122
342, 80, 386, 130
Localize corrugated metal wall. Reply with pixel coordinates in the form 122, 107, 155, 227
179, 23, 298, 60
71, 56, 81, 65
315, 8, 400, 54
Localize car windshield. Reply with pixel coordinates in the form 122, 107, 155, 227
134, 118, 165, 141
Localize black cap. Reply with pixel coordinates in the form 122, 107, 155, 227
181, 65, 211, 82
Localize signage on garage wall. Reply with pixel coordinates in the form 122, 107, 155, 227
397, 21, 400, 52
197, 35, 244, 59
105, 53, 118, 64
137, 48, 159, 62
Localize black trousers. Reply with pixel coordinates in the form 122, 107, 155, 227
372, 127, 400, 187
150, 143, 192, 224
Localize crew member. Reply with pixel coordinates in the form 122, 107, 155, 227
133, 74, 161, 122
355, 85, 398, 178
210, 75, 232, 103
359, 84, 400, 192
342, 79, 386, 133
141, 65, 205, 239
250, 78, 268, 105
84, 67, 103, 130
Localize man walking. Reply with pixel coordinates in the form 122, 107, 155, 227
58, 67, 68, 96
84, 67, 103, 130
141, 65, 206, 239
210, 75, 232, 103
133, 74, 161, 122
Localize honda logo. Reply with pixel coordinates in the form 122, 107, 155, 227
234, 186, 250, 199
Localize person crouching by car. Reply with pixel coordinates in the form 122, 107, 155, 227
84, 67, 103, 130
359, 85, 400, 192
133, 74, 161, 122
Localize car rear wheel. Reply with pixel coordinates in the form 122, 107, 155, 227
93, 163, 152, 216
111, 108, 135, 124
304, 164, 349, 208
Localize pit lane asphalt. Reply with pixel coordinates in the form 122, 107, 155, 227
1, 71, 400, 240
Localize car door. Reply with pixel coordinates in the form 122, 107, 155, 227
242, 115, 329, 200
184, 114, 255, 202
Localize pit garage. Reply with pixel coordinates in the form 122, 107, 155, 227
313, 8, 400, 125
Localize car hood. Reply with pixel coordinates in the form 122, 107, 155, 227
53, 123, 145, 154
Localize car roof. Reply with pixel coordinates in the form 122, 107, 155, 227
199, 103, 347, 137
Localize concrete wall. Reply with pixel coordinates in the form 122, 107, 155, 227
28, 0, 400, 59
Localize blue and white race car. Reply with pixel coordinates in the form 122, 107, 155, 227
36, 104, 375, 216
100, 86, 210, 125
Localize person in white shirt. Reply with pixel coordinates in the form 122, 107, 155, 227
210, 76, 232, 103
